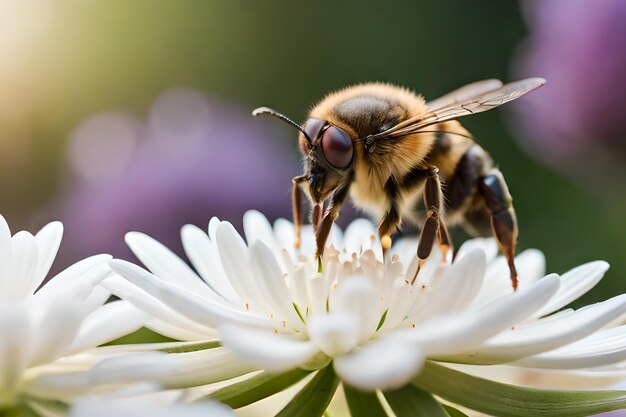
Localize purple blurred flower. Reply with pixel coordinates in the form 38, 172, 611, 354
48, 89, 300, 267
511, 0, 626, 172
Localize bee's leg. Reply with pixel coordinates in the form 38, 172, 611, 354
379, 179, 402, 260
292, 175, 308, 249
478, 169, 519, 290
312, 203, 323, 234
437, 219, 453, 263
378, 206, 400, 260
315, 185, 350, 269
412, 167, 447, 283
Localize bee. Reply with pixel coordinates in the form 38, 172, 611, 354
253, 78, 545, 289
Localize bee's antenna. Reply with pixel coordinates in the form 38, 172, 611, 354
252, 107, 312, 143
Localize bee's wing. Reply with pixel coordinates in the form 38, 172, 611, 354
425, 79, 503, 110
381, 78, 545, 139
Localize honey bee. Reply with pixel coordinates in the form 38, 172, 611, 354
253, 78, 545, 289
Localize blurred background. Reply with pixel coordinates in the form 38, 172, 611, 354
1, 0, 624, 306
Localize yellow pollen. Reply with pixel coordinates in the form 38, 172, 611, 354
381, 235, 392, 250
411, 323, 416, 328
421, 284, 427, 289
274, 329, 278, 334
369, 234, 376, 241
245, 303, 250, 311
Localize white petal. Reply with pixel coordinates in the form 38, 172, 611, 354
471, 249, 547, 307
26, 371, 92, 402
180, 224, 240, 303
399, 274, 561, 357
102, 275, 216, 340
3, 231, 39, 302
273, 218, 297, 257
69, 392, 236, 417
0, 305, 32, 391
243, 210, 279, 252
249, 241, 302, 327
379, 276, 415, 333
331, 277, 381, 343
414, 249, 486, 318
0, 214, 12, 299
515, 325, 626, 369
125, 232, 214, 297
334, 338, 424, 391
465, 294, 626, 364
517, 249, 546, 284
219, 323, 319, 372
109, 260, 274, 329
30, 301, 84, 365
89, 352, 178, 384
456, 238, 499, 263
162, 347, 254, 388
343, 219, 380, 259
32, 221, 63, 292
69, 301, 148, 353
533, 261, 610, 318
37, 255, 112, 299
215, 222, 272, 313
307, 312, 360, 356
145, 318, 217, 341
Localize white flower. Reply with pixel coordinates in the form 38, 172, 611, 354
0, 215, 148, 414
69, 384, 235, 417
106, 210, 625, 396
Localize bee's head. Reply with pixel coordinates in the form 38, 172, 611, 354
299, 118, 354, 203
252, 107, 354, 205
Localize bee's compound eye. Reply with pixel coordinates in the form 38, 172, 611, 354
303, 118, 326, 142
321, 126, 353, 169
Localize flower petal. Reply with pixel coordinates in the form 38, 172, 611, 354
109, 259, 274, 329
0, 215, 12, 297
162, 347, 255, 388
30, 301, 84, 365
400, 274, 561, 357
334, 338, 424, 391
69, 301, 148, 353
343, 219, 380, 260
514, 325, 626, 369
0, 305, 32, 391
102, 275, 216, 340
180, 224, 240, 303
125, 232, 214, 298
243, 210, 279, 252
89, 352, 178, 385
465, 294, 626, 365
219, 323, 319, 372
4, 231, 39, 302
307, 312, 359, 357
471, 249, 546, 307
32, 221, 63, 292
249, 241, 302, 327
216, 221, 275, 314
37, 255, 112, 299
533, 261, 610, 318
331, 276, 381, 343
414, 248, 486, 318
273, 218, 297, 258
